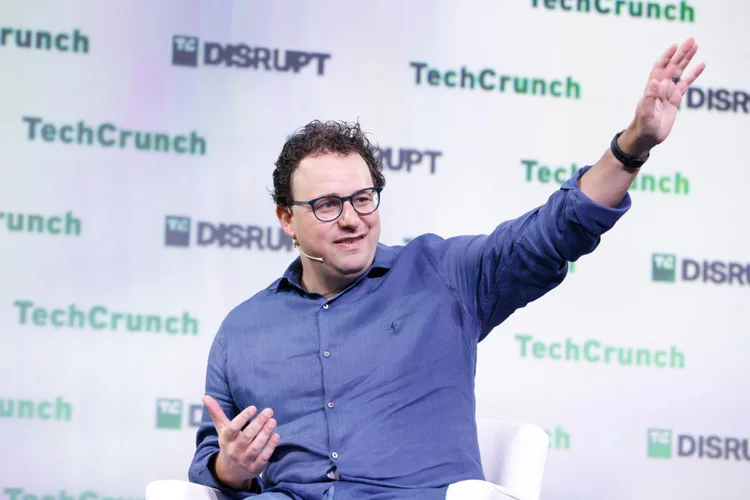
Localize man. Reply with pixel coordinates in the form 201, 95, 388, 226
188, 38, 704, 499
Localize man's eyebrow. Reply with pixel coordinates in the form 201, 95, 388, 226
313, 189, 368, 199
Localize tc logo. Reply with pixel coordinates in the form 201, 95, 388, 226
156, 398, 183, 429
156, 398, 203, 429
172, 35, 199, 67
648, 429, 673, 459
652, 253, 676, 282
165, 216, 191, 247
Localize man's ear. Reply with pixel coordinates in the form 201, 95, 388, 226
276, 205, 295, 239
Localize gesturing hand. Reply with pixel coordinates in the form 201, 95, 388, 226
630, 37, 706, 152
203, 394, 281, 490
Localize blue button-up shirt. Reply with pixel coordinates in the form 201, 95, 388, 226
188, 166, 630, 499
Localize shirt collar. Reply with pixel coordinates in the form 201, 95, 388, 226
276, 242, 396, 292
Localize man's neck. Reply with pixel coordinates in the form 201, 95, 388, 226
300, 274, 351, 298
299, 264, 361, 299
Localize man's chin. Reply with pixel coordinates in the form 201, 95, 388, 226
332, 263, 367, 278
329, 256, 371, 277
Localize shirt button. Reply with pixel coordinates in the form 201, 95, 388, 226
327, 401, 334, 409
331, 452, 338, 459
323, 304, 329, 309
324, 351, 330, 357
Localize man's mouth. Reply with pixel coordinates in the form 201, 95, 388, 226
335, 235, 365, 247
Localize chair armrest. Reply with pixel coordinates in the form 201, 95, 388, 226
476, 420, 550, 500
145, 480, 231, 500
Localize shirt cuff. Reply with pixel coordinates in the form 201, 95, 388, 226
559, 164, 631, 234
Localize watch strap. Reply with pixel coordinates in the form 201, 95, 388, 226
611, 130, 649, 168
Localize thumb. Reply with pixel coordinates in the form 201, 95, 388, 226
202, 394, 230, 432
639, 79, 661, 115
643, 79, 661, 102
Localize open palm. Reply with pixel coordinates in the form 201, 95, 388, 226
632, 37, 706, 149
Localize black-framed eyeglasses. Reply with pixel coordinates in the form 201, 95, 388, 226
289, 187, 383, 222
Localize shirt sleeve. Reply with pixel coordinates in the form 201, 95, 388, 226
425, 165, 631, 341
187, 326, 264, 498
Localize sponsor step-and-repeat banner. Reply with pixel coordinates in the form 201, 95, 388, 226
1, 1, 747, 499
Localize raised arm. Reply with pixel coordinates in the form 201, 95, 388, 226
424, 37, 704, 341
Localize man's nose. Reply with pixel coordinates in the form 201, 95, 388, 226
338, 200, 360, 226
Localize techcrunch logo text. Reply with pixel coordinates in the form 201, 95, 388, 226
0, 396, 72, 421
13, 300, 199, 335
22, 116, 206, 155
374, 146, 442, 174
1, 210, 81, 237
531, 0, 695, 22
515, 334, 685, 369
522, 159, 690, 195
545, 426, 571, 450
0, 27, 89, 53
2, 489, 142, 500
165, 216, 294, 251
411, 62, 581, 99
156, 398, 203, 430
648, 429, 750, 460
172, 35, 331, 75
652, 253, 750, 286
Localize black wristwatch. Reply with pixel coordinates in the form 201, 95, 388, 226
611, 130, 649, 168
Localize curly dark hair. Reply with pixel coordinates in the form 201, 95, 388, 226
271, 119, 386, 207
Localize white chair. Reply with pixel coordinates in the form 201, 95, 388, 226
145, 419, 549, 500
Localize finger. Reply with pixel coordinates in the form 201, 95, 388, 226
678, 62, 706, 92
202, 395, 231, 432
235, 407, 274, 446
673, 37, 695, 62
662, 39, 691, 81
673, 40, 698, 77
244, 417, 278, 460
676, 42, 698, 72
652, 43, 678, 72
225, 404, 260, 440
251, 433, 281, 468
647, 43, 678, 85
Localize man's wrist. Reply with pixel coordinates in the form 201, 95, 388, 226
618, 123, 653, 157
210, 451, 255, 491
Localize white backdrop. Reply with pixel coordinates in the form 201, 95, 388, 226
1, 0, 748, 499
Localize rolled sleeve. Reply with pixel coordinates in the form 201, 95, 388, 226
560, 164, 631, 234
